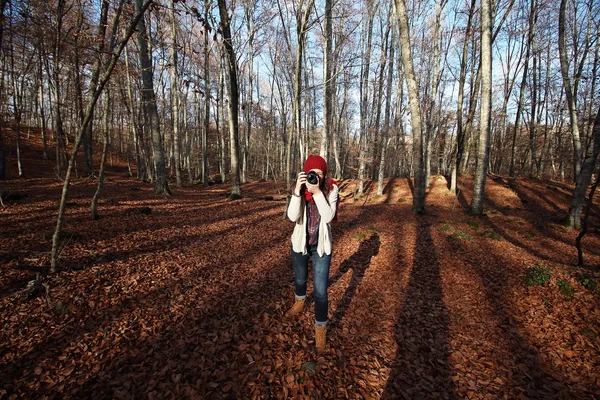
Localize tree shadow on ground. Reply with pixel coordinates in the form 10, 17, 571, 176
382, 216, 456, 399
327, 233, 380, 326
20, 204, 367, 399
451, 229, 590, 397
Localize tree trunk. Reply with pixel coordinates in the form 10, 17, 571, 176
136, 0, 169, 195
377, 25, 395, 196
218, 0, 242, 196
576, 163, 600, 266
170, 0, 182, 188
567, 105, 600, 229
470, 0, 492, 215
91, 90, 111, 220
202, 0, 211, 186
286, 0, 314, 182
37, 55, 48, 160
218, 53, 227, 184
321, 0, 332, 159
509, 0, 534, 178
358, 0, 375, 194
124, 45, 145, 181
450, 0, 476, 193
394, 0, 425, 213
559, 0, 583, 181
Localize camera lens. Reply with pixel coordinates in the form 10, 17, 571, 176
306, 171, 319, 184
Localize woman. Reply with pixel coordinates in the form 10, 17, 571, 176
286, 154, 339, 353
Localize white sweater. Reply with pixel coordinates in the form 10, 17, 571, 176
287, 185, 339, 256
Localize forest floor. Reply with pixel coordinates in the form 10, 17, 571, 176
1, 131, 600, 399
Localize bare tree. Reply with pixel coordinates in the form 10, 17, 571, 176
509, 0, 535, 178
218, 0, 242, 196
321, 0, 333, 159
567, 104, 600, 229
285, 0, 314, 181
450, 0, 476, 194
170, 0, 183, 187
394, 0, 425, 213
559, 0, 582, 181
357, 0, 375, 195
136, 0, 170, 194
470, 0, 492, 215
377, 21, 395, 196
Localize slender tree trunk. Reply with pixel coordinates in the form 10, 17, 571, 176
425, 0, 445, 185
202, 0, 211, 186
358, 0, 375, 194
286, 0, 314, 182
136, 0, 170, 195
529, 51, 538, 177
124, 45, 145, 181
568, 105, 600, 229
218, 53, 227, 184
218, 0, 241, 196
170, 0, 182, 187
559, 0, 582, 181
377, 25, 395, 196
576, 164, 600, 266
37, 52, 48, 160
470, 0, 492, 215
321, 0, 332, 159
509, 0, 534, 178
394, 0, 425, 213
0, 0, 8, 182
371, 16, 390, 181
451, 0, 476, 193
91, 90, 111, 220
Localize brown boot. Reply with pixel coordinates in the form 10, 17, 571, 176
285, 299, 305, 317
315, 326, 326, 353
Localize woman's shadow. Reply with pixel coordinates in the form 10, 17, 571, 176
329, 233, 381, 325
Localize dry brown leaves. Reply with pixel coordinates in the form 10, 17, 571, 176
1, 144, 600, 399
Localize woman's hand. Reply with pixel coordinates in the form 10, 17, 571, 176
294, 172, 306, 196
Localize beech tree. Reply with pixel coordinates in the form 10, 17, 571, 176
394, 0, 425, 213
470, 0, 493, 215
136, 0, 170, 194
218, 0, 242, 196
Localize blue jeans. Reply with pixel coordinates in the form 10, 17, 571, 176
291, 245, 331, 326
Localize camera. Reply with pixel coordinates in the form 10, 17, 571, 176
306, 171, 319, 185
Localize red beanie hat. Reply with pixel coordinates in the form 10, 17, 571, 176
303, 155, 328, 175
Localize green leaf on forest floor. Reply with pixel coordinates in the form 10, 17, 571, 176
450, 230, 473, 242
576, 273, 597, 291
301, 361, 316, 373
525, 264, 551, 287
542, 298, 550, 306
53, 302, 69, 315
481, 230, 502, 241
467, 219, 480, 230
557, 278, 575, 298
520, 230, 536, 239
351, 233, 366, 241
